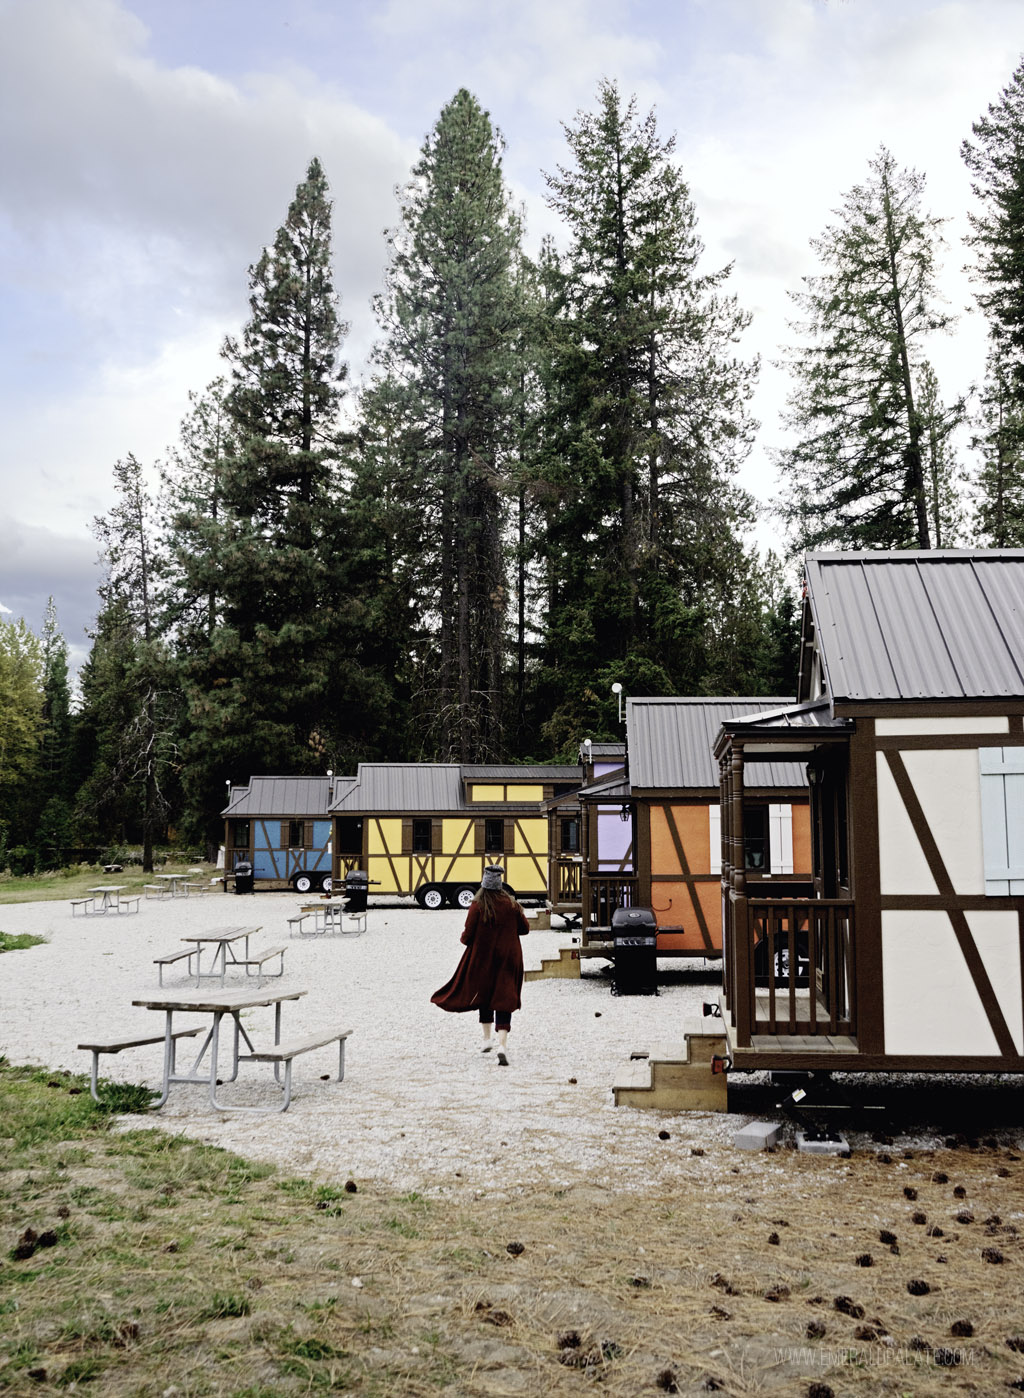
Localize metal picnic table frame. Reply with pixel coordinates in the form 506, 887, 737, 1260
181, 925, 261, 985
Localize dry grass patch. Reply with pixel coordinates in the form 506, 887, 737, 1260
1, 1061, 1023, 1395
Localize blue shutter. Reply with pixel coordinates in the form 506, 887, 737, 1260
979, 748, 1024, 896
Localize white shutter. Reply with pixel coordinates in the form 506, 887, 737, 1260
708, 803, 721, 875
980, 748, 1024, 895
768, 804, 794, 876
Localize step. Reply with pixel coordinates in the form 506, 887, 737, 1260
524, 945, 581, 981
613, 1027, 729, 1112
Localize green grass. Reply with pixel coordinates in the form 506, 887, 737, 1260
0, 932, 46, 952
0, 863, 218, 905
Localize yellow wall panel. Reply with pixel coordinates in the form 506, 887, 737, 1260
514, 819, 548, 854
367, 853, 402, 894
442, 818, 474, 855
469, 785, 504, 802
446, 856, 483, 882
506, 855, 545, 891
506, 784, 543, 801
368, 819, 401, 856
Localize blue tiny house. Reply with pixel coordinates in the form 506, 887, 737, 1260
222, 776, 336, 893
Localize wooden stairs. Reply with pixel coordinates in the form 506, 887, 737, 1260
612, 1018, 729, 1112
524, 944, 581, 981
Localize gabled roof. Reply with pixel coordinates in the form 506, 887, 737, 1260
627, 697, 808, 791
804, 550, 1024, 704
463, 765, 581, 782
222, 776, 332, 818
329, 764, 464, 813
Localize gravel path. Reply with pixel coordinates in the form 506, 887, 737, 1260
0, 891, 741, 1192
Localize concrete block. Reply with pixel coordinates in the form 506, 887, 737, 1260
796, 1131, 850, 1157
734, 1120, 783, 1151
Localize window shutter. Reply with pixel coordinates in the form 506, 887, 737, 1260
279, 822, 289, 851
401, 818, 412, 855
980, 748, 1024, 895
474, 821, 485, 854
768, 804, 794, 876
304, 821, 314, 850
504, 820, 515, 855
431, 819, 443, 854
708, 804, 721, 875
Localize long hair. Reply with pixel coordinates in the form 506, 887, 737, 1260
473, 885, 517, 923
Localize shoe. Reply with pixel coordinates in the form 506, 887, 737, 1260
496, 1044, 509, 1066
481, 1039, 495, 1053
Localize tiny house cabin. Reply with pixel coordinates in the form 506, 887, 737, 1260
330, 763, 581, 908
715, 549, 1024, 1076
574, 700, 809, 956
547, 742, 625, 914
222, 776, 335, 892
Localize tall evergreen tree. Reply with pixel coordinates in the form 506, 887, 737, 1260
972, 340, 1024, 545
34, 597, 75, 866
778, 146, 951, 551
536, 81, 758, 716
962, 58, 1024, 391
915, 361, 965, 547
372, 89, 521, 761
0, 616, 43, 866
176, 158, 348, 837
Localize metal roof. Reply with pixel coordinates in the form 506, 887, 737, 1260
626, 697, 807, 791
578, 773, 632, 801
222, 776, 332, 818
579, 742, 626, 758
329, 764, 465, 813
722, 700, 852, 732
462, 765, 581, 782
805, 550, 1024, 703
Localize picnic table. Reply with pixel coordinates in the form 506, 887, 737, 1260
86, 885, 129, 914
296, 900, 366, 935
180, 925, 262, 985
123, 987, 351, 1113
156, 873, 190, 897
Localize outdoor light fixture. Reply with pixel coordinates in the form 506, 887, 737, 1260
611, 680, 624, 723
619, 804, 631, 823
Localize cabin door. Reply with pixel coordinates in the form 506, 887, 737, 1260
808, 750, 853, 1024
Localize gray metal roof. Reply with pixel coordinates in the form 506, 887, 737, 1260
805, 550, 1024, 703
722, 700, 852, 732
462, 765, 581, 782
578, 773, 632, 801
329, 764, 464, 813
627, 697, 807, 791
222, 776, 332, 818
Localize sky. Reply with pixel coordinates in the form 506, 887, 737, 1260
1, 0, 1021, 674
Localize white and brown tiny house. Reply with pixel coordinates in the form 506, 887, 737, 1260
715, 549, 1024, 1076
329, 763, 581, 909
222, 775, 336, 892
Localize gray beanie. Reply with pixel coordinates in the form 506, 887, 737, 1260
481, 865, 504, 891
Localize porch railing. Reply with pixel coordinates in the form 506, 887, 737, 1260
587, 875, 638, 930
549, 857, 582, 906
729, 897, 855, 1045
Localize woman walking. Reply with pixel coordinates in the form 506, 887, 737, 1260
430, 866, 529, 1065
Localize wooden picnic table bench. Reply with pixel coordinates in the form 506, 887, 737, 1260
240, 944, 287, 981
153, 946, 201, 986
71, 898, 94, 916
248, 1027, 352, 1109
78, 1027, 203, 1103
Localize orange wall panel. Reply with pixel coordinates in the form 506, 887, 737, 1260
649, 802, 712, 876
792, 802, 811, 873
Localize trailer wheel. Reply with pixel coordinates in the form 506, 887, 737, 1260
293, 873, 313, 894
416, 885, 445, 910
452, 885, 475, 910
320, 874, 333, 894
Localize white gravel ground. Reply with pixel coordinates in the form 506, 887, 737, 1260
0, 891, 743, 1193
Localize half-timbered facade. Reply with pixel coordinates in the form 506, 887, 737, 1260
222, 776, 335, 892
715, 549, 1024, 1075
329, 763, 581, 909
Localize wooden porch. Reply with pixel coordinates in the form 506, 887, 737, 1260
548, 856, 583, 912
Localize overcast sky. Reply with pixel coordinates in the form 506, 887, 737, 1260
1, 0, 1020, 672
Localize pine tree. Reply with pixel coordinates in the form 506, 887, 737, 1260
536, 81, 758, 712
0, 616, 43, 866
372, 90, 521, 761
177, 158, 348, 838
778, 146, 951, 551
962, 58, 1024, 391
972, 340, 1024, 545
915, 361, 965, 547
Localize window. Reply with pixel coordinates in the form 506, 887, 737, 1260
980, 747, 1024, 895
231, 820, 250, 849
288, 820, 304, 848
485, 818, 505, 854
560, 817, 580, 854
412, 818, 432, 853
743, 807, 768, 871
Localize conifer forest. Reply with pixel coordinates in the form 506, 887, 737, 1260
4, 65, 1024, 870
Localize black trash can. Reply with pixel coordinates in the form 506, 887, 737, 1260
342, 869, 369, 914
611, 906, 659, 996
233, 861, 254, 894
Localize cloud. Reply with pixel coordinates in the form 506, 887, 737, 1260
0, 518, 101, 671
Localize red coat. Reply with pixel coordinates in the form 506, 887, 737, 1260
431, 898, 530, 1014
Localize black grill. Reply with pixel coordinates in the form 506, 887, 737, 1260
611, 907, 658, 996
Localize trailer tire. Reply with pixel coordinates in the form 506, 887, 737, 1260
452, 885, 476, 910
416, 885, 445, 911
293, 873, 313, 894
320, 874, 333, 894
